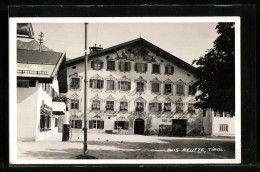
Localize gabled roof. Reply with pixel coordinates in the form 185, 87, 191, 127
17, 49, 68, 93
66, 38, 195, 73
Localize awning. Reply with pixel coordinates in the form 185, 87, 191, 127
52, 101, 66, 115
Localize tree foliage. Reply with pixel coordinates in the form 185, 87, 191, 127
192, 23, 235, 113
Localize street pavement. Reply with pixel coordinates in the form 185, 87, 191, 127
17, 132, 235, 159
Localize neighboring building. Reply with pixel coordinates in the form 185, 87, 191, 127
17, 49, 68, 141
65, 38, 203, 135
202, 109, 235, 136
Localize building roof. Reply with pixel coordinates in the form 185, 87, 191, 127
17, 23, 34, 39
17, 49, 68, 93
66, 38, 196, 73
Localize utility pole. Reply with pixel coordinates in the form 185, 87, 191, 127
38, 32, 44, 51
83, 23, 88, 155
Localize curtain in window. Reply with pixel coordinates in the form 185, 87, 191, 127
107, 80, 114, 90
176, 84, 184, 95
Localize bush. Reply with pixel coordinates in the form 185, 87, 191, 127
158, 124, 173, 136
144, 129, 158, 136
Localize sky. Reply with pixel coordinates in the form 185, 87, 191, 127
31, 23, 218, 64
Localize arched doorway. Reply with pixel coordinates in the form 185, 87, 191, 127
134, 118, 145, 134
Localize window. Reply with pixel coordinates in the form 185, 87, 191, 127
176, 103, 183, 113
89, 120, 104, 129
189, 85, 195, 95
219, 124, 228, 132
17, 80, 29, 88
71, 78, 80, 89
90, 79, 104, 89
71, 99, 79, 109
106, 80, 115, 90
107, 60, 115, 70
106, 101, 114, 111
92, 100, 100, 110
136, 82, 144, 92
152, 64, 160, 74
91, 61, 103, 70
152, 83, 160, 93
149, 103, 162, 112
136, 102, 144, 112
135, 63, 147, 73
176, 84, 184, 95
118, 81, 131, 91
119, 61, 131, 72
188, 104, 195, 113
40, 115, 51, 131
55, 118, 58, 127
71, 120, 82, 128
114, 121, 129, 129
165, 66, 174, 74
120, 102, 128, 111
162, 119, 168, 122
164, 103, 171, 112
164, 84, 172, 94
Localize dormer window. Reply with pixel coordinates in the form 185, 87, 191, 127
91, 61, 103, 70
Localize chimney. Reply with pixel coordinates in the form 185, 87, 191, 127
89, 44, 103, 54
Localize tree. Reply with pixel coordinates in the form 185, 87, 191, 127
192, 23, 235, 113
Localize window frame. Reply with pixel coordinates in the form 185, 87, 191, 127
92, 100, 101, 111
118, 81, 131, 91
176, 103, 184, 113
152, 64, 160, 74
164, 83, 172, 95
149, 102, 162, 112
151, 82, 160, 94
164, 103, 171, 112
89, 79, 104, 89
91, 60, 103, 70
165, 65, 174, 75
219, 124, 228, 132
70, 77, 80, 89
106, 101, 114, 111
120, 102, 128, 111
106, 80, 115, 91
107, 60, 116, 71
135, 62, 148, 73
176, 84, 185, 96
70, 99, 79, 110
136, 102, 144, 112
119, 61, 131, 72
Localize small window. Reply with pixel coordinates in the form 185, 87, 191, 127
164, 84, 172, 94
162, 119, 168, 122
164, 103, 171, 112
120, 102, 128, 111
106, 80, 115, 90
176, 103, 183, 113
118, 81, 131, 91
151, 83, 160, 93
106, 101, 114, 111
176, 84, 184, 95
71, 99, 79, 109
165, 66, 174, 74
188, 104, 195, 113
149, 103, 162, 112
136, 102, 144, 112
93, 120, 101, 129
119, 61, 131, 72
152, 64, 160, 74
71, 120, 82, 129
91, 61, 103, 70
89, 120, 104, 129
90, 79, 104, 89
135, 63, 147, 73
114, 121, 129, 129
92, 100, 100, 110
219, 124, 228, 132
189, 85, 195, 95
107, 60, 115, 70
136, 82, 145, 92
71, 78, 80, 89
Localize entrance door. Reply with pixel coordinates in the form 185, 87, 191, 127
134, 118, 145, 134
172, 119, 187, 136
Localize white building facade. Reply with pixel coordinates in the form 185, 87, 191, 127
66, 38, 203, 136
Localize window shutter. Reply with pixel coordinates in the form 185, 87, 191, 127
101, 80, 104, 88
129, 119, 133, 128
135, 63, 137, 71
159, 103, 162, 111
118, 81, 120, 90
100, 61, 104, 69
124, 121, 129, 129
114, 121, 119, 129
89, 120, 93, 129
91, 61, 94, 69
171, 66, 174, 74
100, 121, 104, 129
128, 82, 131, 90
78, 120, 82, 128
145, 64, 148, 72
89, 79, 93, 88
128, 62, 131, 71
119, 62, 121, 71
165, 66, 168, 74
79, 99, 82, 111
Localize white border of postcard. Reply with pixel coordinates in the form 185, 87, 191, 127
9, 17, 241, 164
